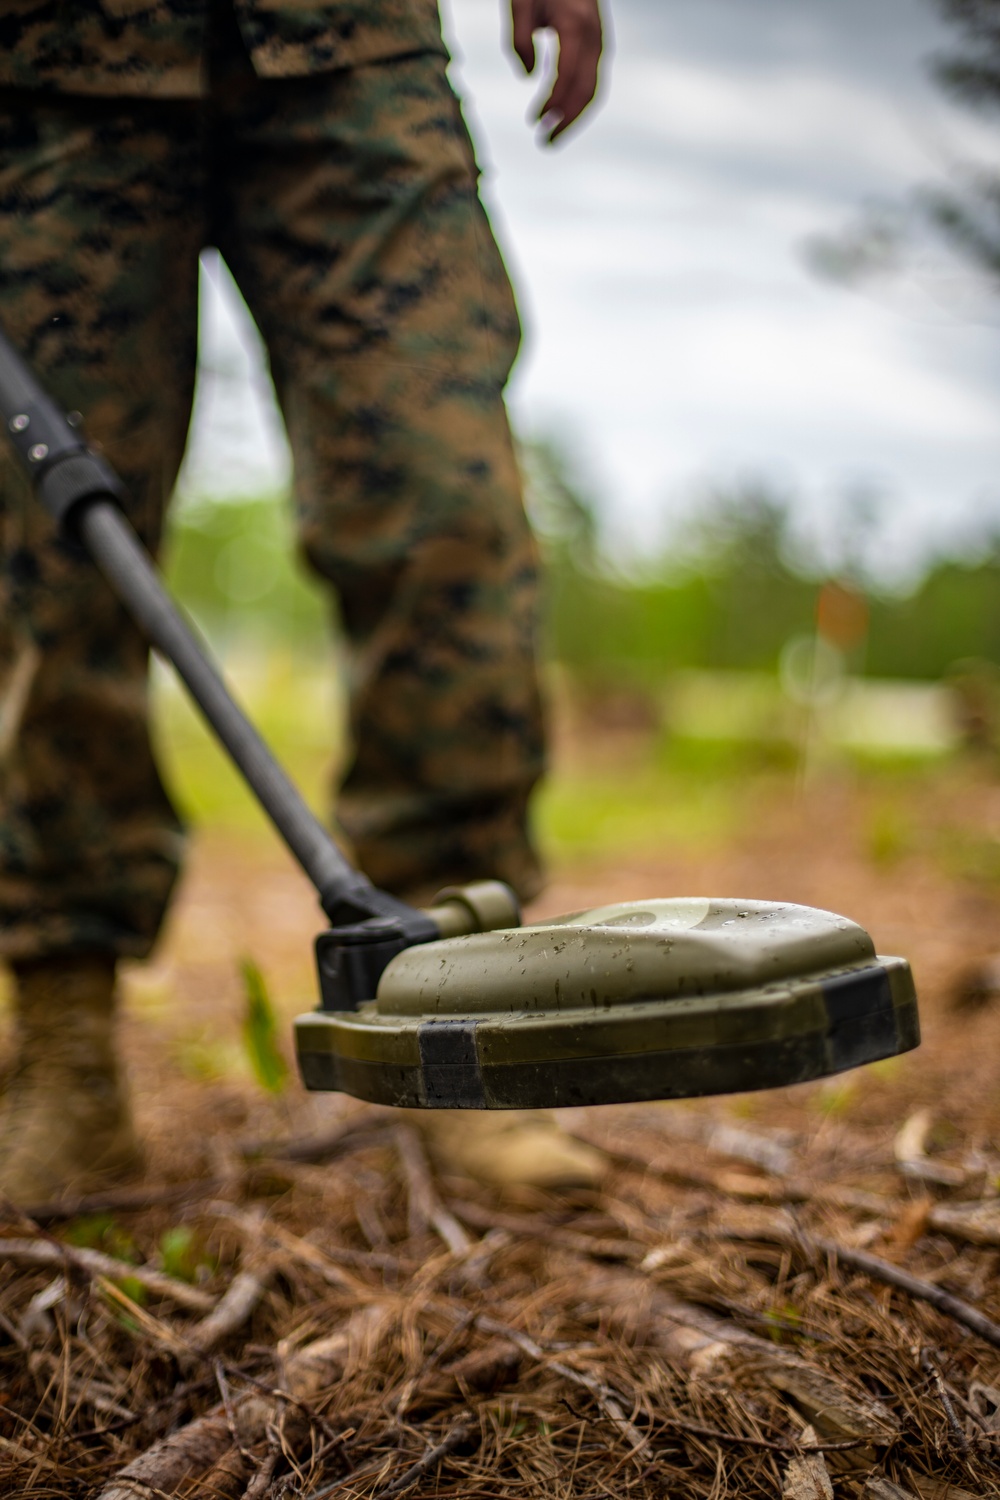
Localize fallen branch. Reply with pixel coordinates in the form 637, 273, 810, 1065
0, 1433, 61, 1473
184, 1208, 273, 1359
18, 1274, 69, 1343
241, 1443, 281, 1499
96, 1401, 235, 1500
588, 1113, 796, 1176
0, 1237, 215, 1312
718, 1224, 1000, 1350
863, 1479, 917, 1500
783, 1434, 834, 1500
698, 1120, 795, 1176
894, 1110, 966, 1189
927, 1202, 1000, 1251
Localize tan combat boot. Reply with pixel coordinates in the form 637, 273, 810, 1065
409, 1108, 606, 1192
0, 954, 142, 1205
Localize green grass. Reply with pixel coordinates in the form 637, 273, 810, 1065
865, 803, 913, 868
150, 645, 970, 885
150, 651, 342, 835
535, 752, 744, 866
935, 829, 1000, 891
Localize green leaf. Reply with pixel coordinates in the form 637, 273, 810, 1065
763, 1303, 803, 1344
65, 1213, 117, 1250
152, 1225, 217, 1284
159, 1225, 197, 1282
65, 1214, 138, 1263
240, 957, 288, 1094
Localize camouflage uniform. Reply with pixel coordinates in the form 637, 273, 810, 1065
0, 0, 546, 960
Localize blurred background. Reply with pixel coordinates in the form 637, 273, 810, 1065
155, 0, 1000, 881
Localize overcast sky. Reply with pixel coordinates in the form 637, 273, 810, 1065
180, 0, 1000, 585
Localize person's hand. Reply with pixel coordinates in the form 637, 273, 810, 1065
508, 0, 605, 142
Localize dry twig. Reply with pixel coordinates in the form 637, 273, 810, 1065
209, 1202, 374, 1297
189, 1264, 273, 1354
239, 1116, 388, 1165
450, 1198, 642, 1261
475, 1313, 649, 1453
393, 1126, 472, 1256
370, 1418, 474, 1499
0, 1236, 214, 1312
919, 1348, 971, 1455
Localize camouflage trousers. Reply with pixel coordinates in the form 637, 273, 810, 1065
0, 37, 546, 961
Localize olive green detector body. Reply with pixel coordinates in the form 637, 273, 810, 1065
295, 897, 919, 1108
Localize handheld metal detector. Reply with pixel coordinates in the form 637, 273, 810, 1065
0, 328, 919, 1108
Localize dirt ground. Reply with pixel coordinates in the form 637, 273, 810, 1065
2, 754, 999, 1497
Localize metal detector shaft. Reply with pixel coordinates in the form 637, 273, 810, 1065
77, 500, 373, 920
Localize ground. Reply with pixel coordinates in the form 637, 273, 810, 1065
1, 712, 999, 1497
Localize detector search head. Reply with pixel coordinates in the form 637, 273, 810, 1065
294, 898, 918, 1107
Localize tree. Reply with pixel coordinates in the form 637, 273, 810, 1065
923, 0, 1000, 283
806, 0, 1000, 296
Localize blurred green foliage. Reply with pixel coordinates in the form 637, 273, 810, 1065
523, 437, 1000, 685
159, 1225, 214, 1283
240, 957, 289, 1094
164, 444, 1000, 690
524, 440, 815, 686
65, 1214, 138, 1261
164, 487, 328, 650
538, 749, 743, 862
866, 566, 1000, 680
864, 803, 913, 868
152, 443, 1000, 878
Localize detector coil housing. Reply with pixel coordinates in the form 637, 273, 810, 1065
294, 898, 919, 1108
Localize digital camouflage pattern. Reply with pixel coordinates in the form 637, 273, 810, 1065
0, 0, 447, 97
0, 6, 545, 960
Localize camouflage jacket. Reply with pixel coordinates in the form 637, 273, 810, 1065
0, 1, 448, 97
